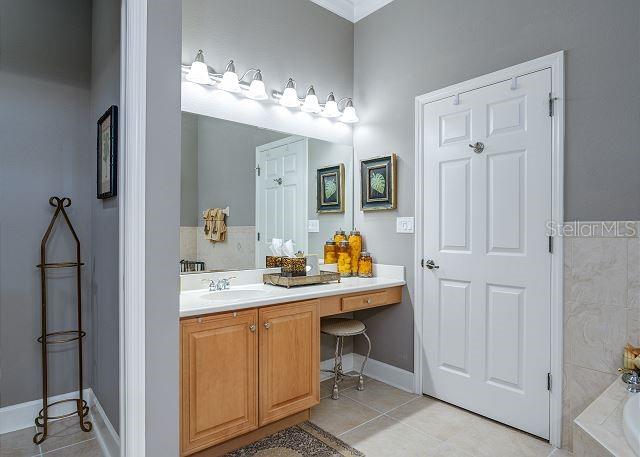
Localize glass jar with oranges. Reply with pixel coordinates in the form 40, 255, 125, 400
323, 240, 337, 264
333, 229, 346, 244
337, 240, 352, 277
348, 230, 362, 275
358, 251, 373, 278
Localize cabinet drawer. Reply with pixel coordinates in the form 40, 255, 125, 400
341, 291, 388, 312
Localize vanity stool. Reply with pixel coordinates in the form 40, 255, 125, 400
321, 318, 371, 400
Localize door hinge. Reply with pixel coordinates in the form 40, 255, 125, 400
255, 165, 261, 176
420, 258, 424, 268
257, 232, 261, 241
548, 93, 558, 117
547, 373, 552, 391
548, 235, 554, 253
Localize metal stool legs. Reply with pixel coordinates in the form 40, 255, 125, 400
326, 331, 372, 400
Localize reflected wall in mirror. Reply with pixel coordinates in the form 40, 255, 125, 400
180, 113, 354, 272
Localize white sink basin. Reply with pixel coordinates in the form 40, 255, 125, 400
200, 289, 270, 302
624, 395, 640, 456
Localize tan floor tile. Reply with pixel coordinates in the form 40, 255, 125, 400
0, 426, 40, 457
319, 373, 369, 399
445, 415, 552, 457
39, 416, 95, 453
387, 396, 477, 441
549, 448, 572, 456
310, 395, 380, 436
341, 378, 418, 413
42, 438, 103, 456
340, 415, 442, 457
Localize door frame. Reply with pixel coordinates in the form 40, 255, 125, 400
413, 51, 565, 447
119, 0, 147, 455
255, 136, 309, 267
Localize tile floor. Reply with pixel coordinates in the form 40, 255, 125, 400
0, 413, 108, 457
312, 375, 571, 457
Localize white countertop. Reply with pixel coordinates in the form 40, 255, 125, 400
179, 264, 405, 318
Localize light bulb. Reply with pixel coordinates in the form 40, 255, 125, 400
247, 70, 267, 100
279, 78, 300, 108
217, 60, 241, 93
185, 50, 212, 85
340, 98, 359, 123
321, 92, 340, 118
301, 86, 321, 113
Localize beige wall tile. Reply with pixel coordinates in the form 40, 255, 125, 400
628, 239, 639, 309
565, 364, 617, 427
565, 302, 627, 373
569, 238, 627, 307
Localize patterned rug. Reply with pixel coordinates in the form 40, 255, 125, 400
225, 422, 364, 456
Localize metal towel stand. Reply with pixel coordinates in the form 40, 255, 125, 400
33, 197, 92, 444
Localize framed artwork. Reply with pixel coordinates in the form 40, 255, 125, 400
316, 164, 345, 213
97, 105, 118, 199
360, 153, 397, 211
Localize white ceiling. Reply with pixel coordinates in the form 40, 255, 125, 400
308, 0, 396, 22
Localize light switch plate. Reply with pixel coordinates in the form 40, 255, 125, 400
396, 217, 414, 234
308, 219, 320, 233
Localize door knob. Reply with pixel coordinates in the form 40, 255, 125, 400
273, 178, 283, 185
249, 324, 256, 332
425, 259, 440, 270
468, 142, 485, 154
264, 322, 271, 329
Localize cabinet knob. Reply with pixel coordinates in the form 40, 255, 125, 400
249, 324, 256, 332
264, 322, 271, 329
366, 298, 372, 304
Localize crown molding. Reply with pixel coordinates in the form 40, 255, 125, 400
308, 0, 395, 23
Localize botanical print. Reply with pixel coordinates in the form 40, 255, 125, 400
100, 116, 111, 193
316, 164, 344, 213
360, 154, 397, 211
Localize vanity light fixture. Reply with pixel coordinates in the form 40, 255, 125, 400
217, 60, 241, 93
185, 50, 212, 85
340, 98, 359, 123
301, 86, 321, 113
279, 78, 301, 108
321, 92, 341, 118
246, 70, 268, 100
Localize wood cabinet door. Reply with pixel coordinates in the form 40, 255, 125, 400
258, 300, 320, 426
181, 310, 258, 456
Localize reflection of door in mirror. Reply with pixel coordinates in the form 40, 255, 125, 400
255, 137, 308, 267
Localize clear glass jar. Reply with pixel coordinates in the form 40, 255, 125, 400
333, 229, 346, 244
358, 251, 373, 278
337, 240, 352, 277
348, 230, 362, 275
323, 240, 337, 264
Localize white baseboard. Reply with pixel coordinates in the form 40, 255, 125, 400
0, 389, 119, 457
88, 390, 120, 457
320, 353, 415, 393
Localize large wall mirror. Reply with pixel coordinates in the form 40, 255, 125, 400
180, 112, 354, 272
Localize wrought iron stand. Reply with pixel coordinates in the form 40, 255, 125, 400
34, 197, 92, 444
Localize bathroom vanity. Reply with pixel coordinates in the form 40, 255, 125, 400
178, 267, 404, 456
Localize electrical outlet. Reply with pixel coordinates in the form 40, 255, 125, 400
396, 217, 414, 234
308, 219, 320, 233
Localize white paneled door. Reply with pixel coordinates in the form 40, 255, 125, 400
256, 137, 308, 266
421, 69, 552, 438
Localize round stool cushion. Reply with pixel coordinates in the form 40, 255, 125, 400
321, 318, 366, 337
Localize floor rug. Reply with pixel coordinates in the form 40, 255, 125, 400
225, 421, 364, 456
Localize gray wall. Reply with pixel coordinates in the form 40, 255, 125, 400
0, 0, 93, 407
145, 0, 181, 454
90, 0, 120, 431
182, 0, 354, 119
194, 116, 287, 227
181, 113, 199, 226
353, 0, 640, 370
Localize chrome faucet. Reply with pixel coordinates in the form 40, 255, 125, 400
207, 276, 236, 292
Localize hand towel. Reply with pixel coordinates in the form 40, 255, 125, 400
203, 208, 227, 242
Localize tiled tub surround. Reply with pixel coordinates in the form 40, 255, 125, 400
573, 378, 636, 456
179, 225, 256, 271
562, 221, 640, 450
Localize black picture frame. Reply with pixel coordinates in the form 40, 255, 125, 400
360, 153, 397, 211
316, 164, 345, 213
97, 105, 118, 199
